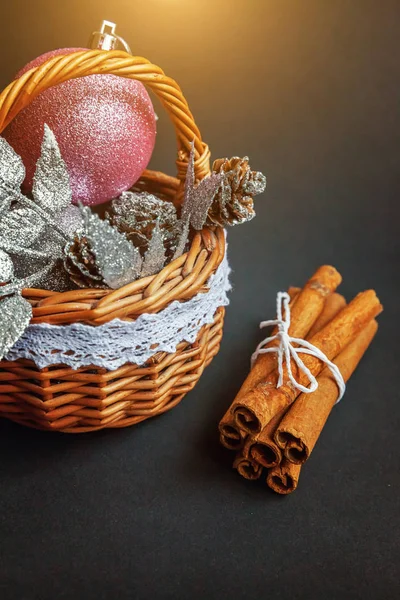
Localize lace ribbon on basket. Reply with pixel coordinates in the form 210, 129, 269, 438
251, 291, 346, 402
6, 253, 231, 371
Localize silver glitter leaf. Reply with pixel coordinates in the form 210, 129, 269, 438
32, 124, 72, 216
32, 260, 72, 293
0, 197, 10, 218
0, 249, 14, 283
141, 220, 166, 277
0, 206, 45, 251
80, 205, 142, 289
0, 293, 32, 360
0, 263, 57, 297
55, 205, 83, 237
19, 235, 69, 292
0, 136, 25, 203
0, 280, 23, 298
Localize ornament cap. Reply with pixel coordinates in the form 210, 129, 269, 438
89, 20, 132, 54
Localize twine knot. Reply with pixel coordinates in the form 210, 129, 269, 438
251, 291, 345, 402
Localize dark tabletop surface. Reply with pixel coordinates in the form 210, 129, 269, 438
0, 1, 399, 599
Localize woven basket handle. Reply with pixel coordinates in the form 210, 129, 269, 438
0, 49, 211, 183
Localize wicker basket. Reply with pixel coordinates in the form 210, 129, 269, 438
0, 50, 226, 433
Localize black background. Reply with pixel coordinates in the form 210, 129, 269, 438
0, 1, 399, 599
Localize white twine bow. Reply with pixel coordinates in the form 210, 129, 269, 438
251, 291, 346, 402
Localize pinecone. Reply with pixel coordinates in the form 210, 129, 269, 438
107, 191, 180, 257
207, 157, 266, 227
64, 235, 105, 289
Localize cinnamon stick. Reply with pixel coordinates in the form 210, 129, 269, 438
249, 408, 286, 468
218, 286, 300, 448
307, 293, 346, 337
275, 319, 379, 464
233, 265, 343, 434
245, 293, 346, 468
233, 289, 382, 435
266, 460, 301, 494
219, 409, 246, 451
235, 286, 301, 399
233, 451, 263, 480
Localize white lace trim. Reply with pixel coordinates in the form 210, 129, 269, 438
6, 253, 231, 370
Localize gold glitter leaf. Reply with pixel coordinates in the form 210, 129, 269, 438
189, 174, 223, 230
181, 142, 196, 224
180, 142, 223, 230
172, 218, 190, 260
0, 293, 32, 360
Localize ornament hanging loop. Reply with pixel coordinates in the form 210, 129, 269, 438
89, 20, 132, 54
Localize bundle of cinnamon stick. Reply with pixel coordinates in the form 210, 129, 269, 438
219, 265, 383, 494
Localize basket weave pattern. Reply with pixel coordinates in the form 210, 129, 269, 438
0, 50, 226, 432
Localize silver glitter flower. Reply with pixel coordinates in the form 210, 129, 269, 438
65, 206, 143, 289
0, 125, 72, 253
108, 191, 179, 254
0, 125, 79, 292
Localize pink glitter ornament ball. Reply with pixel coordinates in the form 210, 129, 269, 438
3, 48, 157, 206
